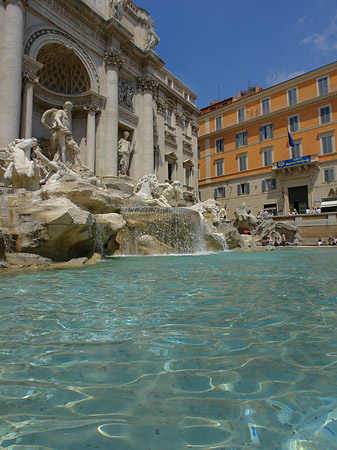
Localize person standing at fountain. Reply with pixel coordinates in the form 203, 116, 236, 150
118, 131, 134, 176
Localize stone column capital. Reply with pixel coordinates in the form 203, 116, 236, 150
104, 49, 125, 71
155, 98, 168, 116
5, 0, 27, 9
137, 75, 158, 95
22, 72, 39, 85
191, 120, 199, 136
175, 110, 185, 127
84, 101, 101, 113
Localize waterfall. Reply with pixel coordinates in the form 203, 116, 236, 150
119, 207, 207, 255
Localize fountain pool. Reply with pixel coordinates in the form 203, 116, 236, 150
0, 248, 337, 449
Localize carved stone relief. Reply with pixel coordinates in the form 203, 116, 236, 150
118, 79, 134, 110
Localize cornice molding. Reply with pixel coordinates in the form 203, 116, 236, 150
199, 90, 337, 139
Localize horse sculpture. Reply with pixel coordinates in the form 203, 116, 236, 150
3, 138, 40, 190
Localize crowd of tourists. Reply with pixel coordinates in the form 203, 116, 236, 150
317, 235, 337, 246
261, 233, 299, 247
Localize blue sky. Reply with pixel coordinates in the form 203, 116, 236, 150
139, 0, 337, 109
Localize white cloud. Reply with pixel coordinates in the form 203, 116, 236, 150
266, 70, 306, 87
301, 14, 337, 52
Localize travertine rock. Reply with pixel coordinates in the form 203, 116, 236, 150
41, 177, 132, 214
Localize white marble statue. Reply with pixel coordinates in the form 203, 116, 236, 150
41, 102, 88, 173
145, 18, 159, 51
111, 0, 128, 20
118, 131, 134, 176
2, 138, 40, 190
161, 181, 183, 206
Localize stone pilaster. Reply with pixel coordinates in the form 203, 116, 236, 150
99, 49, 124, 178
136, 75, 158, 176
155, 97, 167, 181
175, 110, 184, 185
84, 101, 101, 172
21, 55, 43, 138
0, 0, 26, 148
191, 120, 199, 192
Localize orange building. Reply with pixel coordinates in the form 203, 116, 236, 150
198, 62, 337, 217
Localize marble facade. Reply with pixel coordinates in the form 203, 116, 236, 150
0, 0, 199, 199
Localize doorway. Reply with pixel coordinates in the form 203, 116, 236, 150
288, 185, 308, 214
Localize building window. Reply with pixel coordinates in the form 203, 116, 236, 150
215, 116, 222, 130
261, 98, 270, 115
168, 162, 174, 180
214, 186, 226, 198
259, 123, 273, 141
215, 138, 224, 153
238, 154, 247, 172
287, 87, 298, 106
291, 142, 302, 159
185, 167, 192, 186
320, 134, 334, 154
237, 183, 250, 195
289, 115, 299, 133
166, 109, 173, 126
262, 148, 273, 166
317, 76, 329, 96
324, 168, 335, 182
215, 159, 224, 176
197, 146, 200, 159
237, 107, 245, 123
319, 105, 331, 124
262, 179, 276, 191
235, 131, 248, 148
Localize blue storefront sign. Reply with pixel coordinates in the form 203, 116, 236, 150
277, 155, 311, 169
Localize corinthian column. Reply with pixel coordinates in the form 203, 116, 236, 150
137, 75, 158, 177
0, 0, 26, 148
21, 73, 38, 139
99, 49, 124, 179
84, 102, 101, 172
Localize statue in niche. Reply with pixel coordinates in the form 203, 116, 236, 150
111, 0, 128, 20
145, 17, 159, 51
118, 80, 134, 109
2, 138, 40, 190
118, 131, 135, 176
41, 101, 88, 173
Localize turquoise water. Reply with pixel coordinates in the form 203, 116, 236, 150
0, 248, 337, 450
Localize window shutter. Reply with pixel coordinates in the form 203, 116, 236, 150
272, 179, 276, 189
246, 183, 250, 194
243, 131, 248, 145
262, 180, 266, 191
259, 126, 263, 141
237, 184, 241, 195
235, 134, 239, 148
214, 188, 218, 199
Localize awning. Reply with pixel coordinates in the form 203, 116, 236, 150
320, 200, 337, 208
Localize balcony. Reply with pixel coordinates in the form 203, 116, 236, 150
272, 154, 319, 174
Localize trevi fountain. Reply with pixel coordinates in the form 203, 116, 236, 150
0, 104, 336, 450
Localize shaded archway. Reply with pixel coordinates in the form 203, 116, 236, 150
36, 43, 90, 95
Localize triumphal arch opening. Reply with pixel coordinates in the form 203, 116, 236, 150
0, 0, 199, 199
